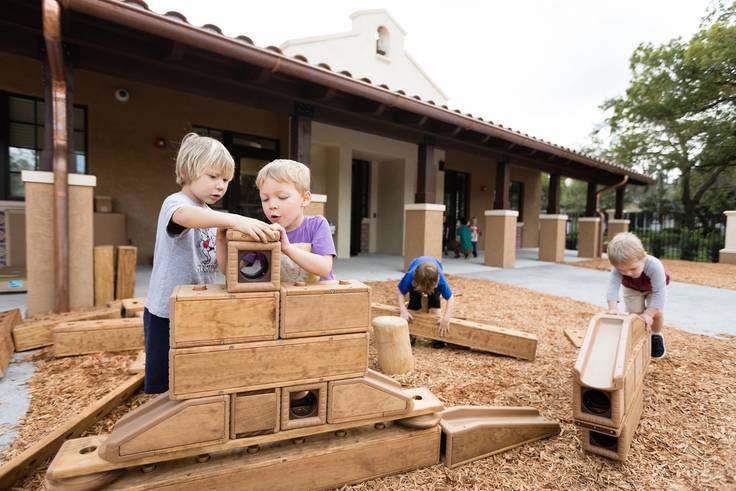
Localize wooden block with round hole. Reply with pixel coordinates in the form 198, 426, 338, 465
280, 382, 327, 430
122, 298, 145, 318
53, 318, 143, 357
170, 284, 278, 348
227, 241, 280, 293
231, 389, 281, 439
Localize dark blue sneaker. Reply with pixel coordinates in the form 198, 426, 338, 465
651, 334, 666, 359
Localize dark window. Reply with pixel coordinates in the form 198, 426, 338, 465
509, 180, 524, 222
2, 92, 87, 200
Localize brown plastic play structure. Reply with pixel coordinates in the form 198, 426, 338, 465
43, 233, 559, 489
572, 312, 650, 461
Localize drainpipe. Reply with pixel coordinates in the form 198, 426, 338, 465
43, 0, 70, 312
595, 175, 629, 257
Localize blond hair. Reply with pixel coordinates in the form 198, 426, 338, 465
175, 132, 235, 186
256, 159, 310, 194
412, 262, 439, 295
607, 232, 646, 266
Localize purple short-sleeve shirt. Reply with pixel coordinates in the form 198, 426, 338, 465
287, 215, 336, 280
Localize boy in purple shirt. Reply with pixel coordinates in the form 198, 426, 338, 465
255, 159, 336, 281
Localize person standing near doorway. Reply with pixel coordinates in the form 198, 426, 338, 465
469, 216, 481, 258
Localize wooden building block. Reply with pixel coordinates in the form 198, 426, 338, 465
0, 309, 21, 378
564, 328, 586, 348
573, 313, 650, 432
227, 240, 280, 293
122, 297, 145, 318
372, 316, 415, 374
99, 394, 229, 462
440, 406, 560, 468
94, 245, 115, 306
95, 425, 441, 491
328, 369, 413, 424
280, 382, 327, 430
170, 284, 278, 348
127, 351, 145, 374
581, 382, 645, 461
280, 280, 370, 338
170, 333, 369, 399
53, 318, 143, 357
371, 303, 538, 361
231, 389, 281, 439
115, 246, 137, 300
226, 229, 281, 242
12, 306, 121, 351
106, 299, 124, 316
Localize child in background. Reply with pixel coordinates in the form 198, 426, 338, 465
457, 218, 473, 259
606, 232, 670, 359
469, 216, 481, 258
143, 132, 273, 394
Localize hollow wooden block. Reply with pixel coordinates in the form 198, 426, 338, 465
227, 241, 281, 293
371, 303, 537, 361
581, 382, 645, 461
98, 393, 229, 462
573, 313, 650, 433
280, 280, 370, 338
280, 382, 327, 430
0, 309, 21, 378
122, 298, 145, 318
53, 318, 144, 357
440, 406, 561, 468
231, 389, 281, 439
170, 284, 279, 348
328, 369, 413, 424
12, 306, 122, 351
115, 246, 137, 300
170, 333, 369, 400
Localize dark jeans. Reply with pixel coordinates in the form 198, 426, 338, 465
143, 307, 170, 394
472, 241, 478, 258
407, 286, 441, 311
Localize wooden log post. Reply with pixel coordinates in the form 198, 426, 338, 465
371, 316, 414, 375
115, 246, 137, 300
94, 245, 115, 306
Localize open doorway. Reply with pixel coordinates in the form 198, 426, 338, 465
444, 169, 470, 240
350, 159, 370, 256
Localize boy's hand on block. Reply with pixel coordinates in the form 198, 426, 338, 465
232, 216, 274, 242
399, 309, 413, 322
639, 313, 654, 332
438, 317, 450, 337
270, 223, 292, 253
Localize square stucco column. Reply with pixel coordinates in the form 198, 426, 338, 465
607, 219, 630, 241
484, 210, 519, 268
538, 214, 568, 262
305, 193, 326, 217
578, 217, 601, 258
720, 211, 736, 264
403, 203, 445, 271
22, 170, 96, 315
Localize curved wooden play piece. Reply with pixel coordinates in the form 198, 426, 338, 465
439, 406, 560, 468
372, 315, 415, 374
328, 369, 414, 423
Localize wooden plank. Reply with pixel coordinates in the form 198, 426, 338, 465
226, 241, 280, 293
100, 424, 440, 491
12, 306, 122, 351
53, 318, 144, 357
170, 333, 369, 400
0, 372, 143, 490
371, 303, 538, 361
564, 328, 586, 348
0, 309, 21, 378
46, 387, 442, 480
122, 297, 145, 318
93, 245, 115, 306
170, 285, 278, 348
231, 389, 280, 438
115, 246, 137, 300
280, 280, 370, 338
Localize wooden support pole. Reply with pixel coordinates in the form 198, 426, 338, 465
94, 245, 115, 306
585, 182, 598, 217
615, 186, 625, 219
415, 137, 436, 204
289, 103, 313, 166
494, 161, 510, 210
547, 173, 561, 214
115, 246, 137, 300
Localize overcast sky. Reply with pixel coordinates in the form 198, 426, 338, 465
145, 0, 713, 151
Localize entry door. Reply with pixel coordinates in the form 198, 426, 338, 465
350, 159, 370, 256
224, 138, 278, 220
444, 169, 470, 236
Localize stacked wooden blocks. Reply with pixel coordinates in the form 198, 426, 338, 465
572, 313, 650, 461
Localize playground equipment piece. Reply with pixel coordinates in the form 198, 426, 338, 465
280, 382, 328, 430
371, 303, 538, 360
372, 315, 415, 374
121, 297, 144, 317
0, 308, 21, 377
170, 284, 279, 347
115, 246, 138, 301
564, 328, 586, 348
279, 280, 370, 338
327, 369, 414, 424
53, 317, 143, 357
230, 388, 281, 438
127, 350, 145, 374
440, 406, 561, 468
226, 232, 281, 293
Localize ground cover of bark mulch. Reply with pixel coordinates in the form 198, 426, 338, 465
571, 257, 736, 291
3, 276, 735, 490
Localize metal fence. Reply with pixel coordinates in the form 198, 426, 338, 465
565, 212, 726, 262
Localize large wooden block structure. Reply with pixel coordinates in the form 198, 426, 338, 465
42, 230, 560, 490
572, 313, 650, 460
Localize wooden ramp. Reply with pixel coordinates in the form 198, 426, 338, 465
439, 406, 560, 468
371, 303, 537, 360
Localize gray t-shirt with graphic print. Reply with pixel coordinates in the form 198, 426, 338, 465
145, 191, 218, 318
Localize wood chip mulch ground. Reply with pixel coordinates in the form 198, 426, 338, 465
571, 257, 736, 291
2, 276, 735, 490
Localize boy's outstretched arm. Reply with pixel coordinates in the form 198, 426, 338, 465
172, 207, 273, 242
397, 289, 412, 321
271, 224, 332, 277
438, 295, 455, 336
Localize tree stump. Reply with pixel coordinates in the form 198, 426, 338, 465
372, 316, 414, 375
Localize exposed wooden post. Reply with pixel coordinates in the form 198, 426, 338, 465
289, 103, 313, 166
547, 173, 561, 214
494, 161, 510, 210
615, 186, 625, 219
372, 316, 414, 374
585, 182, 597, 217
415, 136, 436, 203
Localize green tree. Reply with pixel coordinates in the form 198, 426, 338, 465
601, 1, 736, 228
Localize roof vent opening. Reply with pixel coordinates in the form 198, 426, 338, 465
376, 26, 390, 56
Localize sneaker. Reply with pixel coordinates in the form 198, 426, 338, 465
431, 340, 446, 349
651, 333, 666, 359
410, 335, 417, 346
